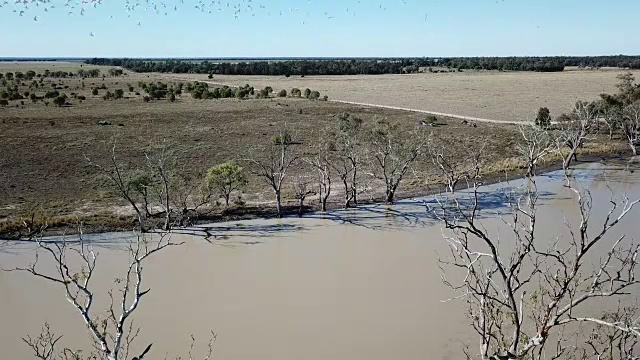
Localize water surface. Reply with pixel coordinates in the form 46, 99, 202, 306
1, 161, 639, 359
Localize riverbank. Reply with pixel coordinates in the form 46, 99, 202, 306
1, 143, 631, 240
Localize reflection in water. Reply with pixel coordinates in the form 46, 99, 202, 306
0, 162, 638, 360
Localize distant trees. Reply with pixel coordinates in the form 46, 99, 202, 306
206, 162, 247, 207
278, 89, 287, 97
86, 56, 640, 75
114, 89, 125, 99
108, 68, 124, 77
0, 99, 8, 107
77, 68, 101, 78
92, 88, 99, 96
291, 88, 302, 97
142, 81, 169, 99
303, 88, 311, 98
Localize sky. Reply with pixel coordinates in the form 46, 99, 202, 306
0, 0, 638, 58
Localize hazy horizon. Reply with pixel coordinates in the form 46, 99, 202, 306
0, 0, 638, 58
1, 54, 640, 61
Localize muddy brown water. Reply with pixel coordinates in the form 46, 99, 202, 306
1, 161, 639, 359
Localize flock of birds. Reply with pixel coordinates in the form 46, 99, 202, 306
1, 0, 428, 36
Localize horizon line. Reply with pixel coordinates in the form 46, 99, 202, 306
1, 54, 640, 61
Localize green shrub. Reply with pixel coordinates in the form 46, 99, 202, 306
53, 96, 66, 107
45, 90, 60, 99
535, 107, 551, 128
206, 162, 248, 207
272, 132, 292, 145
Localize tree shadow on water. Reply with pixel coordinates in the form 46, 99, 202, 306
307, 186, 556, 231
172, 222, 307, 246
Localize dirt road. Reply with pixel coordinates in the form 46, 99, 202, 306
328, 100, 522, 125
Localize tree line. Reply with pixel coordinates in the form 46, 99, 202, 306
82, 113, 427, 232
85, 56, 640, 75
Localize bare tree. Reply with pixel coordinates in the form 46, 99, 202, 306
292, 175, 316, 217
599, 102, 622, 141
516, 124, 556, 178
621, 101, 640, 156
330, 113, 365, 208
128, 171, 154, 218
85, 145, 145, 229
557, 101, 598, 169
249, 128, 299, 217
328, 153, 356, 209
306, 152, 332, 212
145, 144, 175, 230
367, 119, 427, 203
170, 169, 212, 226
21, 322, 63, 360
431, 148, 640, 360
7, 229, 188, 360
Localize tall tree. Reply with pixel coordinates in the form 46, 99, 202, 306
249, 129, 299, 217
367, 119, 427, 203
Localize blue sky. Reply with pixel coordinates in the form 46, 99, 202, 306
1, 0, 638, 57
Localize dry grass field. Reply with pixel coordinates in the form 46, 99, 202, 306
0, 61, 118, 73
162, 68, 640, 123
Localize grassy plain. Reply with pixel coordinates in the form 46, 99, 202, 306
0, 61, 117, 73
163, 68, 640, 122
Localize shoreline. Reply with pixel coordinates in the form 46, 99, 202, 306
0, 150, 631, 240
